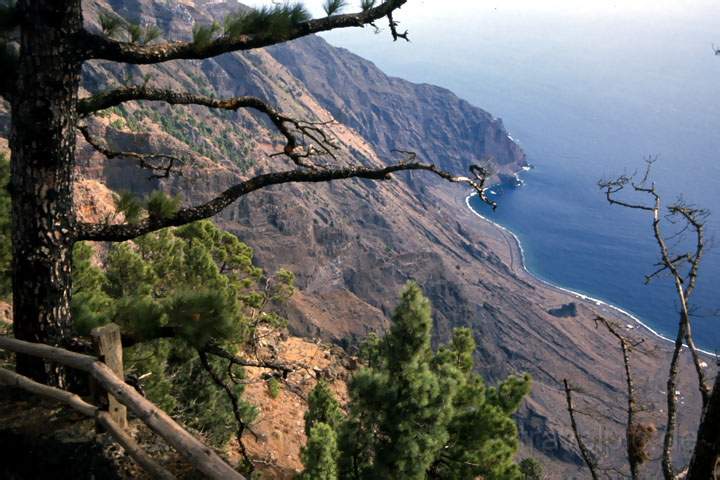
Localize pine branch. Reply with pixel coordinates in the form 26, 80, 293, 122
77, 161, 490, 242
204, 342, 297, 377
99, 11, 126, 38
192, 22, 221, 48
76, 0, 409, 64
224, 3, 311, 38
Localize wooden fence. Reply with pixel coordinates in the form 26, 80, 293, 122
0, 324, 245, 480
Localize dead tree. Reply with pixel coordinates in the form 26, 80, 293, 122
563, 159, 717, 479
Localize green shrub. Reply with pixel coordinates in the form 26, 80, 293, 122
267, 377, 281, 399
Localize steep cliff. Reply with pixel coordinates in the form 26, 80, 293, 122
268, 35, 526, 178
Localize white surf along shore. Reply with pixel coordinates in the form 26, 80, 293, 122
464, 192, 717, 359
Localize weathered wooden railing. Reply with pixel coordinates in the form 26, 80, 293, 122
0, 324, 245, 480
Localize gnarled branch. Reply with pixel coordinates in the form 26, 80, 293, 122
78, 87, 338, 167
77, 161, 491, 242
563, 379, 600, 480
595, 316, 647, 480
77, 0, 408, 64
79, 124, 181, 178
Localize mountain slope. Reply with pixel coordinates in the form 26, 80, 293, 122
269, 35, 525, 178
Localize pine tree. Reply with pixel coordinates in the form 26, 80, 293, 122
305, 381, 344, 437
300, 422, 340, 480
299, 283, 531, 480
366, 282, 453, 479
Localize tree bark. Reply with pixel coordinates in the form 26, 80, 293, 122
687, 375, 720, 480
9, 0, 81, 385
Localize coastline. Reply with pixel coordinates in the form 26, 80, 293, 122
464, 193, 717, 358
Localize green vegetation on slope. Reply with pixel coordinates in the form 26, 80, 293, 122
72, 215, 294, 447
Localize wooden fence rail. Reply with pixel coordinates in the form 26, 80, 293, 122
0, 333, 245, 480
0, 367, 175, 480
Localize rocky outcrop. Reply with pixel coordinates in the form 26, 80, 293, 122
548, 302, 578, 318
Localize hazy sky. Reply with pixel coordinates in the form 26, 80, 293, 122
248, 0, 716, 19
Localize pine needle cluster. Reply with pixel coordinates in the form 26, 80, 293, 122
98, 10, 161, 45
114, 190, 180, 224
224, 3, 311, 39
323, 0, 348, 16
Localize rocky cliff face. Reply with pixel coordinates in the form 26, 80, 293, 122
268, 35, 526, 178
7, 0, 699, 476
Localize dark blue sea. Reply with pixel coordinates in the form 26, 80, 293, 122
317, 1, 720, 351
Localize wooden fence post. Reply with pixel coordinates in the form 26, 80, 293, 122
91, 323, 127, 429
0, 335, 245, 480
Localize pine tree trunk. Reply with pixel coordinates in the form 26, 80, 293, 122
687, 375, 720, 480
9, 0, 81, 386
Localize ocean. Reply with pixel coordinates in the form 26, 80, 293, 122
316, 1, 720, 351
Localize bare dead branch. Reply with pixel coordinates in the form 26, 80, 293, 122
78, 124, 181, 178
387, 11, 409, 41
644, 254, 692, 284
77, 161, 490, 242
595, 316, 650, 479
77, 0, 408, 64
563, 379, 600, 480
599, 161, 711, 479
78, 87, 338, 168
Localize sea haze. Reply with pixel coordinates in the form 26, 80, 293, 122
314, 1, 720, 350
